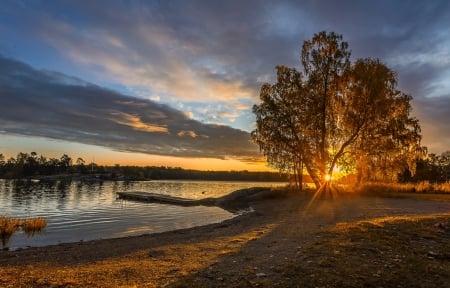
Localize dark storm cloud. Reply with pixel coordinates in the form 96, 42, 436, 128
44, 1, 449, 90
0, 55, 261, 160
413, 95, 450, 154
16, 0, 298, 100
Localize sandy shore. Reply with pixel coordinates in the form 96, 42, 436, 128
1, 189, 450, 287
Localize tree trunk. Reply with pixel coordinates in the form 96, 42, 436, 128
304, 160, 322, 189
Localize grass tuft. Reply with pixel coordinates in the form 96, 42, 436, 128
0, 216, 47, 249
21, 217, 47, 237
0, 216, 21, 248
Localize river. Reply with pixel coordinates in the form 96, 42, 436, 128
0, 179, 285, 250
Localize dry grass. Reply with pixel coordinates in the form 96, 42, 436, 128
0, 216, 21, 249
285, 214, 450, 288
0, 226, 273, 287
21, 217, 47, 237
0, 216, 47, 249
358, 181, 450, 194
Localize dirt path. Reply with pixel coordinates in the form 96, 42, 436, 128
1, 191, 449, 287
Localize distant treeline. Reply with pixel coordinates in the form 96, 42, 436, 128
0, 152, 287, 182
1, 151, 448, 183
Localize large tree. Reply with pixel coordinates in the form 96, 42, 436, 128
252, 66, 308, 188
252, 31, 424, 190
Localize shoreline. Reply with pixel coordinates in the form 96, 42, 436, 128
1, 184, 285, 252
0, 187, 289, 257
1, 190, 450, 287
2, 201, 254, 253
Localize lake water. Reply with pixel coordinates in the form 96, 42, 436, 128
0, 179, 285, 250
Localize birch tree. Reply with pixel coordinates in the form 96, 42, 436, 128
252, 31, 424, 191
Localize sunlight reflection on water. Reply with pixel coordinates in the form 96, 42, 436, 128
0, 179, 284, 250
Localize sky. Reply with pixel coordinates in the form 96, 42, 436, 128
1, 0, 449, 171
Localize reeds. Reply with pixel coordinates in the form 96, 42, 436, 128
357, 181, 450, 194
21, 217, 47, 237
0, 216, 21, 249
0, 216, 47, 249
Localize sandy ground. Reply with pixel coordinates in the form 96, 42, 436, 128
1, 190, 450, 287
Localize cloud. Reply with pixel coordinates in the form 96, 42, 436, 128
1, 0, 450, 154
109, 111, 169, 133
34, 4, 260, 104
177, 131, 199, 138
413, 96, 450, 153
0, 55, 263, 161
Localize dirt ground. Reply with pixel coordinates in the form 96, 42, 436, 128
1, 189, 450, 287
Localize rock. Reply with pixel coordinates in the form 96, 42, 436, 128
427, 251, 438, 257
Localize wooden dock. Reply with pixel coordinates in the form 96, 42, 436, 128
116, 187, 273, 211
116, 191, 214, 206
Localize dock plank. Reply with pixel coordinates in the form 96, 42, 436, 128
116, 187, 275, 211
116, 191, 213, 206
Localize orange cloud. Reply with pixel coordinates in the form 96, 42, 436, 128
177, 130, 198, 138
111, 111, 168, 133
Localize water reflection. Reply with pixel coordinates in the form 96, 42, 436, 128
0, 179, 284, 250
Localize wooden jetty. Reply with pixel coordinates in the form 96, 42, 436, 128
116, 191, 214, 206
116, 187, 275, 211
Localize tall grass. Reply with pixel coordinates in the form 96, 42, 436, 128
21, 217, 47, 237
357, 181, 450, 194
0, 216, 21, 249
0, 216, 47, 249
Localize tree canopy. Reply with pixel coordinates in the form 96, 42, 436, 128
252, 31, 425, 190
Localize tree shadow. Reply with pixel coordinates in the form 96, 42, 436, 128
164, 193, 362, 287
163, 189, 437, 287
